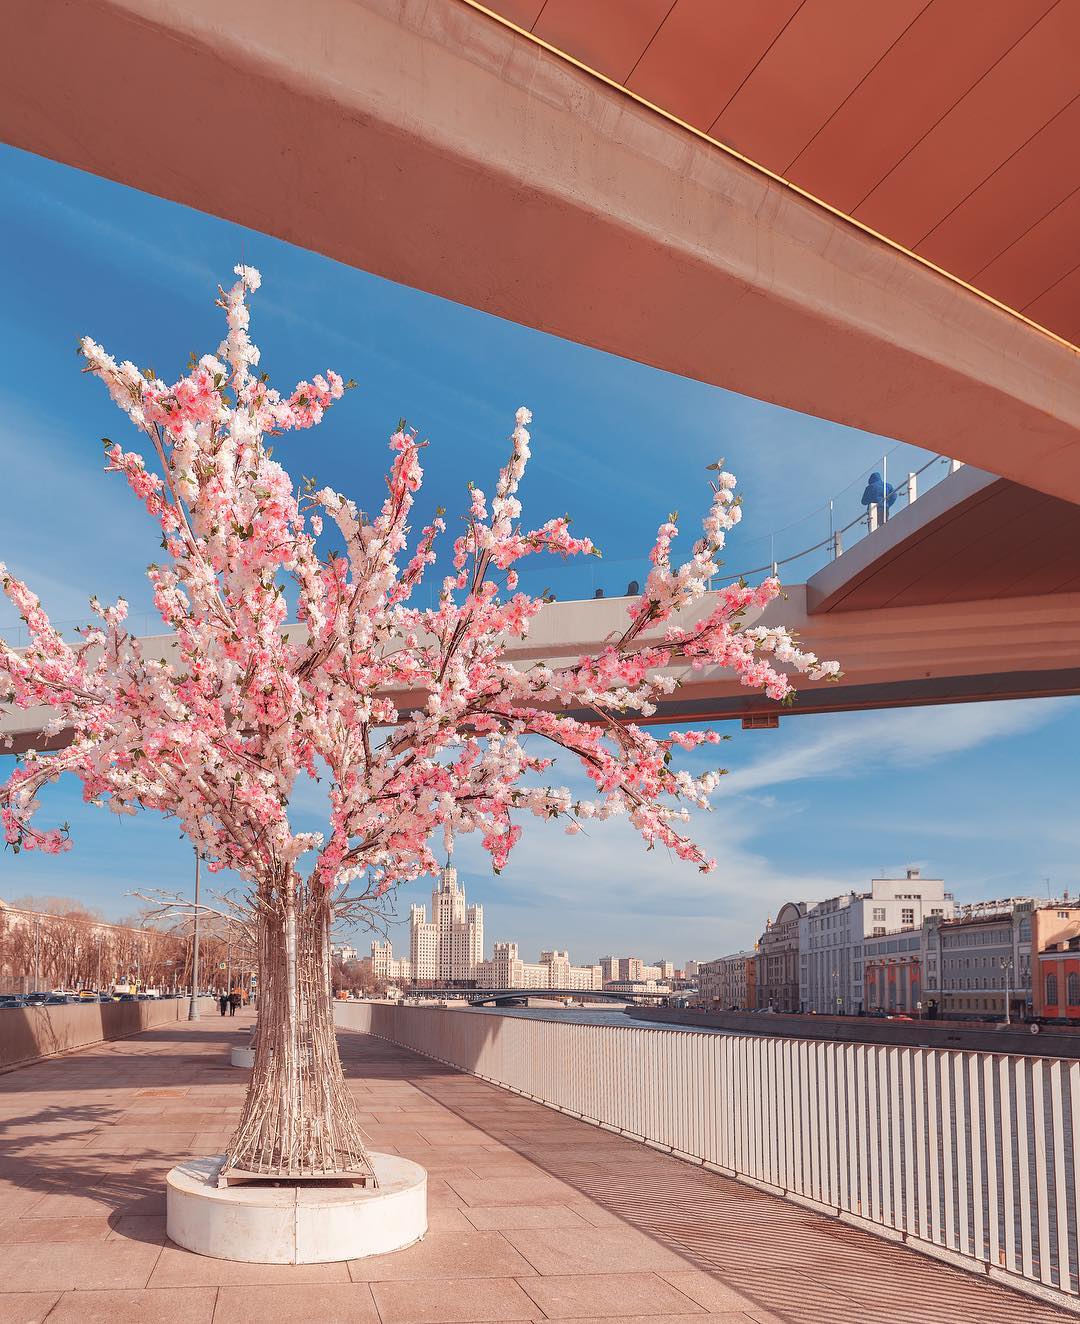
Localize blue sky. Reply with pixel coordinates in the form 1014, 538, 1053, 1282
1, 144, 1076, 965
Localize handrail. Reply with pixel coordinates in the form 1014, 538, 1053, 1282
0, 453, 958, 643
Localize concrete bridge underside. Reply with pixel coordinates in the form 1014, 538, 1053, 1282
1, 0, 1079, 503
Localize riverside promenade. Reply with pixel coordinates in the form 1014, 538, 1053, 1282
0, 1014, 1073, 1324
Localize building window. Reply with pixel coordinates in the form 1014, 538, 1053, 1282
873, 927, 885, 937
1068, 973, 1080, 1007
901, 909, 914, 927
931, 908, 943, 916
1046, 974, 1059, 1007
873, 908, 886, 921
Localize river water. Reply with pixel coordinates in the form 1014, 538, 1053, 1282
463, 1004, 721, 1033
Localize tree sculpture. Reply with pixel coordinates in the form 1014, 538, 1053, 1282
1, 267, 837, 1183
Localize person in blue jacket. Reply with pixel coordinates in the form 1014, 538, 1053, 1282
861, 471, 897, 524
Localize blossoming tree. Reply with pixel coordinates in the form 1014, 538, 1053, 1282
0, 267, 837, 1183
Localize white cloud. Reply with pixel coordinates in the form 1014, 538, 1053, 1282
717, 698, 1074, 798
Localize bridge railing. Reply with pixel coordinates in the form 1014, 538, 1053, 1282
337, 1000, 1080, 1313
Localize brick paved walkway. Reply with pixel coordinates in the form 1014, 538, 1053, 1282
0, 1013, 1074, 1323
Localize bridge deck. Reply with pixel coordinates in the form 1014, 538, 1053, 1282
0, 1012, 1069, 1321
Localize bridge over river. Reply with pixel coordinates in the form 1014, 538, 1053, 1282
404, 986, 675, 1007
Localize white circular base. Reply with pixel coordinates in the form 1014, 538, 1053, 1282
166, 1153, 427, 1263
230, 1046, 255, 1068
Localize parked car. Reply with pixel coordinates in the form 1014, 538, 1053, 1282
0, 996, 25, 1009
116, 993, 138, 1002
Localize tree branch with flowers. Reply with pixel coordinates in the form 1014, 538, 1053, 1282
0, 266, 837, 1182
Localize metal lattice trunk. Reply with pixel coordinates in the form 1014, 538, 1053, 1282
220, 871, 376, 1185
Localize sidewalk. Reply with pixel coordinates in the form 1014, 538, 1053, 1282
0, 1012, 1072, 1323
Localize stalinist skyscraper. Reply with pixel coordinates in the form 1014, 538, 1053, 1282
409, 862, 483, 983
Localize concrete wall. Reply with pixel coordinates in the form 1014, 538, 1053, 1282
337, 1000, 1080, 1313
0, 997, 218, 1072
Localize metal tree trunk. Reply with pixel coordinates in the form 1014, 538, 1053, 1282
222, 873, 376, 1183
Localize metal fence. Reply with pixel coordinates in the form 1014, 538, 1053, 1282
337, 1001, 1080, 1310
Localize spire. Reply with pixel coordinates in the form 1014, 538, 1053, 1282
438, 856, 458, 893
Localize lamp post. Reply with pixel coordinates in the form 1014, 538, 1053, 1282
1001, 955, 1014, 1026
187, 849, 201, 1021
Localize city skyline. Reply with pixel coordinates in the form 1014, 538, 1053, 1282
363, 865, 680, 982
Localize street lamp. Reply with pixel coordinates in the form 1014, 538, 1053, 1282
1000, 955, 1014, 1027
187, 848, 202, 1021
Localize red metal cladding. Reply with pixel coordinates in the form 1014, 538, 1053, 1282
482, 0, 1080, 343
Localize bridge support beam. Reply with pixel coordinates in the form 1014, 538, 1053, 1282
1, 0, 1078, 498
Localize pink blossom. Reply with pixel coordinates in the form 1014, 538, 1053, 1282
0, 267, 837, 890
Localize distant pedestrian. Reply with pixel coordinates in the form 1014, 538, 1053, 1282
218, 993, 228, 1017
861, 471, 898, 525
229, 989, 241, 1016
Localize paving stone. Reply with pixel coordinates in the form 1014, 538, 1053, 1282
445, 1174, 593, 1207
505, 1226, 692, 1276
0, 1242, 162, 1292
348, 1230, 536, 1281
105, 1215, 169, 1245
518, 1271, 707, 1318
369, 1276, 540, 1323
148, 1247, 350, 1288
43, 1287, 217, 1323
0, 1217, 112, 1244
212, 1283, 380, 1322
553, 1318, 750, 1324
0, 1293, 63, 1324
462, 1204, 590, 1230
423, 1207, 476, 1231
18, 1192, 116, 1220
656, 1271, 765, 1312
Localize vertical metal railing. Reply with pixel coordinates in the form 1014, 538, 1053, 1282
336, 1003, 1080, 1307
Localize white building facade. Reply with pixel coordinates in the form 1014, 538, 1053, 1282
698, 951, 756, 1008
599, 956, 672, 986
369, 939, 413, 984
475, 943, 602, 991
409, 864, 483, 984
362, 863, 615, 992
923, 898, 1036, 1019
799, 869, 953, 1014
